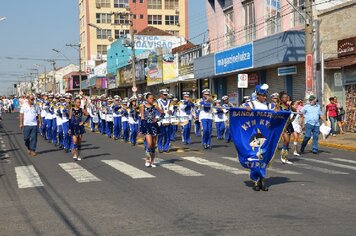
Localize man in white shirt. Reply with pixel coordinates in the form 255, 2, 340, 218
19, 94, 42, 156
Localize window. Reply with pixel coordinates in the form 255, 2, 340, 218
115, 29, 130, 39
148, 15, 162, 25
148, 0, 162, 9
266, 0, 281, 35
96, 29, 112, 39
166, 30, 179, 36
140, 14, 144, 19
244, 1, 256, 42
293, 0, 305, 26
224, 9, 235, 48
165, 0, 179, 9
133, 14, 137, 19
165, 15, 179, 25
114, 0, 129, 8
96, 0, 110, 8
96, 13, 112, 24
97, 45, 108, 55
140, 0, 144, 3
114, 14, 130, 24
219, 0, 233, 9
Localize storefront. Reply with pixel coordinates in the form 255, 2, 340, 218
194, 30, 306, 105
324, 36, 356, 132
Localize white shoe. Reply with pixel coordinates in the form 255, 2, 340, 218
73, 156, 77, 161
281, 156, 286, 164
285, 159, 293, 165
150, 163, 157, 168
145, 161, 151, 167
77, 157, 81, 161
293, 151, 300, 156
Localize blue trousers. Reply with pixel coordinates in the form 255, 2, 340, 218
122, 121, 129, 141
329, 116, 337, 135
41, 118, 47, 138
158, 125, 171, 151
215, 121, 225, 140
62, 121, 71, 150
201, 119, 213, 146
113, 116, 122, 139
46, 119, 53, 141
90, 117, 97, 131
170, 125, 178, 141
250, 162, 267, 182
301, 123, 320, 152
106, 121, 113, 138
194, 120, 201, 137
52, 118, 57, 144
100, 119, 106, 135
23, 126, 38, 151
58, 124, 63, 146
182, 121, 191, 144
225, 125, 231, 142
129, 123, 138, 145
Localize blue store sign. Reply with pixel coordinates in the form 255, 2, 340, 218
214, 43, 253, 75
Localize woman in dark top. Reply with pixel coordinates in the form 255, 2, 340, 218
69, 97, 89, 161
140, 93, 164, 167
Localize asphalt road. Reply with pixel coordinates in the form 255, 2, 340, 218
1, 112, 356, 236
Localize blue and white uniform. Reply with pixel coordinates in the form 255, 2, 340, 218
179, 98, 193, 144
156, 97, 171, 152
199, 98, 213, 148
213, 105, 226, 140
128, 104, 139, 145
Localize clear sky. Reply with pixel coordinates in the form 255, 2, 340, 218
0, 0, 207, 96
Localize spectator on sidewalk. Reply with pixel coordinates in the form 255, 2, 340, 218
300, 95, 326, 154
19, 94, 42, 156
325, 97, 338, 137
334, 96, 345, 134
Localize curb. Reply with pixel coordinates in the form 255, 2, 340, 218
318, 141, 356, 152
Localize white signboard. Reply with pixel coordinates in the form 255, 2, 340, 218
238, 74, 248, 88
334, 72, 342, 87
128, 35, 186, 51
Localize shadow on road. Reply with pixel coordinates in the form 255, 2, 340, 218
83, 153, 110, 159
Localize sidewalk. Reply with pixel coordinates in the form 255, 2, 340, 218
318, 132, 356, 152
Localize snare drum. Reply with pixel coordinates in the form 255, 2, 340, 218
106, 114, 113, 122
179, 116, 190, 126
162, 117, 171, 126
171, 116, 180, 125
92, 115, 99, 123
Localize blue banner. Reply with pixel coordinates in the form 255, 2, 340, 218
229, 108, 290, 172
214, 43, 253, 75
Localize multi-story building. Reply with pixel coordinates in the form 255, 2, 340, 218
78, 0, 188, 72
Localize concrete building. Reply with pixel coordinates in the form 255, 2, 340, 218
78, 0, 188, 73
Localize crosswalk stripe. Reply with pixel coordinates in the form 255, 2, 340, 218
15, 165, 44, 189
102, 160, 155, 179
219, 156, 301, 175
330, 158, 356, 165
300, 157, 356, 171
292, 163, 348, 175
155, 158, 204, 177
181, 156, 248, 175
59, 163, 101, 183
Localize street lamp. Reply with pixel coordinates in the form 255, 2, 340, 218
65, 44, 82, 94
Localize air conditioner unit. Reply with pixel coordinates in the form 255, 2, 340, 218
96, 3, 101, 8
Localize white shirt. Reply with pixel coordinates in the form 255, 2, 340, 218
20, 103, 40, 126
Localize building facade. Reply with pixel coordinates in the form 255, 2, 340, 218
78, 0, 188, 73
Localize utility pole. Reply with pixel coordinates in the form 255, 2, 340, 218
48, 60, 57, 94
66, 43, 82, 94
129, 11, 137, 97
305, 0, 314, 97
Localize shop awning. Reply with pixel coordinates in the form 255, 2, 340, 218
325, 55, 356, 69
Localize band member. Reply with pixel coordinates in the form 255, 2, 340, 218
51, 94, 60, 146
105, 97, 114, 138
40, 93, 47, 138
62, 93, 72, 153
99, 97, 107, 135
169, 97, 179, 141
199, 89, 214, 149
193, 100, 201, 137
156, 89, 171, 153
222, 95, 233, 143
291, 100, 302, 156
278, 91, 294, 165
55, 98, 63, 148
140, 92, 164, 167
87, 96, 99, 132
113, 95, 122, 140
243, 84, 275, 191
45, 94, 54, 142
121, 98, 130, 142
128, 96, 139, 146
213, 100, 225, 140
179, 92, 193, 145
69, 97, 89, 161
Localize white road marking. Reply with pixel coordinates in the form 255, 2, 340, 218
181, 156, 248, 175
220, 156, 301, 175
0, 140, 4, 144
1, 144, 5, 149
102, 160, 155, 179
330, 158, 356, 165
300, 157, 356, 171
292, 163, 348, 175
155, 158, 204, 177
15, 165, 44, 189
4, 153, 10, 158
59, 163, 101, 183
